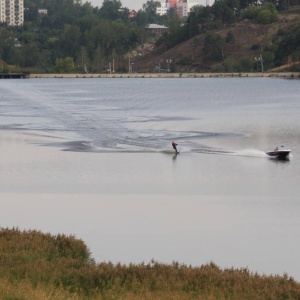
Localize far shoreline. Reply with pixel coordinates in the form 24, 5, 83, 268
29, 72, 300, 79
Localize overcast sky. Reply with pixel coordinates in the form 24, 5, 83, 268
88, 0, 206, 11
88, 0, 143, 11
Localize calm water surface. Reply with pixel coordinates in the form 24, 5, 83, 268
0, 78, 300, 279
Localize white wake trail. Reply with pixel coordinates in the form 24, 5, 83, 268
235, 149, 268, 158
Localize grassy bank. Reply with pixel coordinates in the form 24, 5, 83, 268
0, 228, 299, 299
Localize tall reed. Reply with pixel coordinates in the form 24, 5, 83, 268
1, 227, 299, 299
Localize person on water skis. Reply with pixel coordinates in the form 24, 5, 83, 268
172, 141, 179, 154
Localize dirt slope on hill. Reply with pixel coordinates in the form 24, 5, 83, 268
130, 8, 300, 73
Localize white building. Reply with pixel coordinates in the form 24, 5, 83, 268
156, 2, 168, 16
177, 2, 199, 17
0, 0, 24, 26
156, 0, 201, 18
38, 9, 48, 15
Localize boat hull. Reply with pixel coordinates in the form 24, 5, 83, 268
266, 150, 290, 159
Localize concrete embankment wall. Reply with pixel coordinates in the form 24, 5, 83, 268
29, 72, 300, 79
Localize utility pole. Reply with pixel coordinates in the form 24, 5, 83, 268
260, 54, 264, 72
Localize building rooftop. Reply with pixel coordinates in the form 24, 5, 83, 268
145, 24, 169, 29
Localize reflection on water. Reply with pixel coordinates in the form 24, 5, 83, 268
0, 78, 300, 280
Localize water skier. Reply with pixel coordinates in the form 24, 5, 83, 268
172, 141, 179, 154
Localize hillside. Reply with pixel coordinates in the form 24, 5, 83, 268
130, 7, 300, 73
1, 1, 299, 74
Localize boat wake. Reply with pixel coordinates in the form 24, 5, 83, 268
60, 140, 269, 159
235, 149, 268, 158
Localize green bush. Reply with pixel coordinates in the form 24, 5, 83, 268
241, 6, 258, 20
257, 3, 278, 24
212, 63, 225, 72
242, 3, 278, 24
262, 51, 275, 70
224, 57, 239, 72
251, 44, 260, 51
257, 9, 277, 24
55, 57, 76, 73
237, 57, 254, 72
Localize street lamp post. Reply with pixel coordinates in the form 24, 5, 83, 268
254, 54, 264, 72
166, 59, 172, 72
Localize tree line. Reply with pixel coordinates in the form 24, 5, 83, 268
0, 0, 299, 73
0, 0, 172, 73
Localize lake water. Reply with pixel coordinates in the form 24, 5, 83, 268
0, 77, 300, 279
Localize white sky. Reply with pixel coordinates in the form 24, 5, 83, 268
88, 0, 143, 11
87, 0, 206, 11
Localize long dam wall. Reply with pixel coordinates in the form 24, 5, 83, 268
29, 72, 300, 79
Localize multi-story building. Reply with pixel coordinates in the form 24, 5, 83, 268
0, 0, 24, 26
156, 0, 200, 17
156, 2, 168, 16
167, 0, 178, 8
177, 1, 200, 17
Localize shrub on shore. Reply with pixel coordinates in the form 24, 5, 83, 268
1, 227, 300, 299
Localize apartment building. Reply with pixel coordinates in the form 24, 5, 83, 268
156, 2, 168, 16
157, 0, 200, 17
0, 0, 24, 26
177, 1, 200, 17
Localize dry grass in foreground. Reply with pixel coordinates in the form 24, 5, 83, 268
0, 227, 299, 299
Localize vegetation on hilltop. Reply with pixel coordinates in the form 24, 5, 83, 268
0, 0, 299, 73
0, 0, 174, 73
1, 227, 300, 299
133, 6, 300, 73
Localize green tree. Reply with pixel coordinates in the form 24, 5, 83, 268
92, 44, 105, 72
55, 57, 76, 73
186, 12, 199, 39
213, 0, 237, 24
166, 14, 183, 48
1, 36, 18, 65
256, 3, 278, 24
202, 32, 225, 62
241, 6, 259, 20
142, 0, 161, 24
60, 25, 81, 58
226, 31, 235, 43
274, 28, 300, 66
134, 10, 149, 27
200, 6, 213, 24
99, 0, 123, 20
262, 51, 275, 70
18, 43, 42, 68
77, 46, 89, 73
